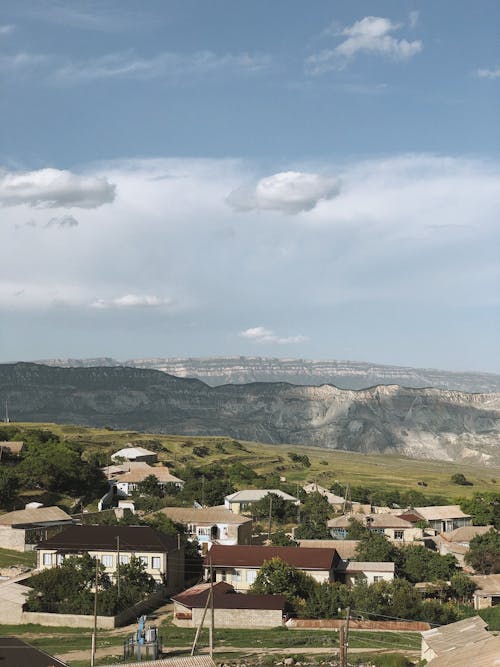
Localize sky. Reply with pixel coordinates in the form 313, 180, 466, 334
1, 1, 499, 372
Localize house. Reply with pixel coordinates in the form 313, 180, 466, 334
109, 462, 185, 496
435, 525, 495, 567
0, 506, 73, 552
152, 506, 252, 551
111, 446, 158, 464
0, 637, 68, 667
224, 489, 300, 515
172, 581, 287, 628
36, 524, 184, 593
0, 441, 24, 458
335, 561, 395, 586
327, 513, 423, 542
423, 635, 500, 666
204, 544, 338, 591
472, 574, 500, 610
414, 505, 472, 533
421, 615, 490, 663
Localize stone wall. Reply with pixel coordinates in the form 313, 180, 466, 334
0, 526, 26, 552
182, 607, 283, 629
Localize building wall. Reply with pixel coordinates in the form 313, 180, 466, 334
237, 520, 253, 545
37, 548, 169, 583
473, 594, 499, 610
172, 602, 283, 628
166, 547, 185, 595
213, 566, 331, 591
0, 526, 26, 552
344, 570, 394, 586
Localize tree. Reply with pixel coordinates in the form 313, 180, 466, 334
355, 532, 402, 572
460, 493, 500, 528
0, 468, 19, 509
451, 473, 472, 486
271, 530, 297, 547
304, 581, 350, 619
250, 557, 316, 608
346, 518, 371, 540
465, 528, 500, 574
450, 572, 476, 603
295, 492, 332, 539
135, 474, 163, 497
252, 493, 298, 525
400, 545, 457, 584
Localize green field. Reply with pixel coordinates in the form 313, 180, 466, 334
0, 547, 36, 568
11, 421, 500, 502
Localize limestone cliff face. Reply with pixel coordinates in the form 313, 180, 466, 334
33, 356, 500, 393
2, 363, 500, 465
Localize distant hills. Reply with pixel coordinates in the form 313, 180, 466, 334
31, 356, 500, 393
2, 362, 500, 465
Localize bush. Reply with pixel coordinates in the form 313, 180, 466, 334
451, 473, 472, 486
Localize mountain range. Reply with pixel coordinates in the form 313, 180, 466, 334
2, 362, 500, 466
32, 356, 500, 393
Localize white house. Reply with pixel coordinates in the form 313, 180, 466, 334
109, 462, 184, 496
224, 489, 300, 515
111, 446, 158, 464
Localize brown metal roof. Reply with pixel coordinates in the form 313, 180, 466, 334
204, 545, 337, 570
36, 524, 179, 553
173, 581, 286, 610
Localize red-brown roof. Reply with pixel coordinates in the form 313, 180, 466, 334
172, 582, 286, 610
204, 545, 337, 570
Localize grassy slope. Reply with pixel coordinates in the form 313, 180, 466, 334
0, 547, 36, 568
14, 421, 500, 501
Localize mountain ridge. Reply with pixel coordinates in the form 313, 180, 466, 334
28, 356, 500, 393
1, 362, 500, 466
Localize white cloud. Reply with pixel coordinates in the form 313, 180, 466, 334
307, 16, 422, 74
90, 294, 172, 309
0, 52, 49, 72
476, 67, 500, 79
0, 24, 14, 35
0, 168, 115, 208
240, 327, 308, 345
227, 171, 340, 214
52, 50, 271, 83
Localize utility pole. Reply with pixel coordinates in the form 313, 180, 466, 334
191, 585, 211, 655
201, 475, 205, 506
209, 559, 214, 658
339, 625, 345, 667
267, 495, 273, 542
116, 536, 121, 598
343, 606, 351, 667
91, 558, 99, 667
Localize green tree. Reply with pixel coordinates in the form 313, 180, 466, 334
135, 474, 163, 498
252, 492, 298, 524
250, 557, 316, 609
450, 572, 476, 603
355, 532, 403, 572
460, 493, 500, 528
270, 530, 297, 547
465, 528, 500, 574
346, 518, 371, 540
451, 473, 471, 486
400, 545, 457, 583
304, 581, 350, 619
295, 492, 332, 539
0, 468, 19, 509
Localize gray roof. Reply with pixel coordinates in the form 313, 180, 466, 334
119, 657, 215, 667
337, 561, 395, 573
327, 513, 413, 529
426, 635, 500, 666
442, 525, 495, 543
297, 539, 359, 560
111, 446, 157, 459
472, 574, 500, 595
154, 506, 252, 525
0, 506, 72, 527
415, 505, 471, 521
422, 615, 488, 654
225, 489, 299, 503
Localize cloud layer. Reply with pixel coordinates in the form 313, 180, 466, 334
0, 168, 115, 208
240, 327, 308, 345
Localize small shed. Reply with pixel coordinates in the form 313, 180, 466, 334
111, 446, 158, 464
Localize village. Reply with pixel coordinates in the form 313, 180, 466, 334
0, 431, 499, 666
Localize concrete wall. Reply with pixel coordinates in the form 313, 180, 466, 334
0, 526, 26, 552
20, 590, 166, 629
344, 570, 394, 586
173, 603, 283, 629
214, 566, 332, 591
288, 619, 430, 631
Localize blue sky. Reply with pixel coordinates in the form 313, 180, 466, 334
1, 1, 499, 372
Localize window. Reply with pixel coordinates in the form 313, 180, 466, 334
373, 576, 383, 582
221, 569, 227, 582
101, 554, 113, 567
246, 569, 257, 585
232, 569, 242, 583
152, 556, 161, 569
140, 556, 148, 567
394, 530, 404, 541
119, 554, 129, 565
197, 527, 211, 537
56, 554, 64, 565
187, 523, 196, 535
43, 553, 52, 566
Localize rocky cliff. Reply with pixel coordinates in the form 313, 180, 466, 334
32, 356, 500, 393
2, 363, 500, 465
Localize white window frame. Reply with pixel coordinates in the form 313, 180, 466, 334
119, 554, 130, 565
56, 554, 64, 565
246, 569, 257, 585
139, 556, 148, 567
101, 554, 113, 567
152, 556, 161, 570
394, 530, 404, 541
232, 569, 242, 583
43, 553, 52, 566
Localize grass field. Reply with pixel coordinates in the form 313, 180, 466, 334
0, 547, 36, 568
12, 421, 500, 502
